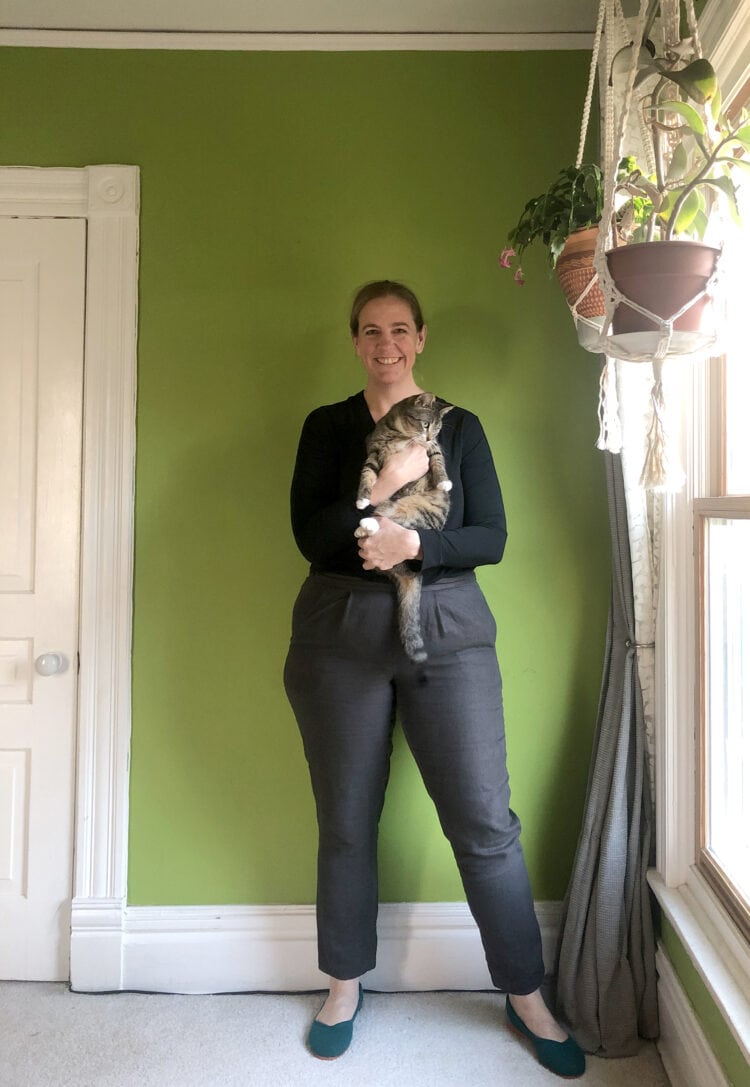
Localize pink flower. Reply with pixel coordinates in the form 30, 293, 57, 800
513, 266, 526, 286
498, 247, 516, 268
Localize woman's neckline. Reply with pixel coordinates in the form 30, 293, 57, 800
361, 384, 424, 424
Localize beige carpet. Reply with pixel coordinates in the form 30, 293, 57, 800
2, 983, 670, 1087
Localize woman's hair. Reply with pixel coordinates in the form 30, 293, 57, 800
349, 280, 425, 335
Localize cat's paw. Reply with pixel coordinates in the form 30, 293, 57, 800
438, 480, 453, 492
356, 517, 380, 537
355, 498, 370, 510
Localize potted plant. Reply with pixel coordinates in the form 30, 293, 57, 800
500, 162, 606, 319
606, 44, 750, 341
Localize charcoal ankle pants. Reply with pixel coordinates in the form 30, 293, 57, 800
283, 572, 545, 995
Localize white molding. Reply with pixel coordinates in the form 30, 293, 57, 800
655, 945, 730, 1087
69, 898, 125, 993
700, 0, 750, 104
0, 165, 139, 992
0, 28, 593, 51
74, 167, 138, 930
655, 361, 701, 888
0, 167, 88, 217
650, 870, 750, 1064
71, 900, 562, 995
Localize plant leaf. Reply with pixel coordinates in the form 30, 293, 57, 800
666, 142, 689, 182
702, 175, 741, 223
663, 58, 718, 104
658, 100, 706, 135
611, 44, 657, 86
658, 185, 705, 233
732, 124, 750, 153
711, 85, 723, 123
691, 208, 709, 240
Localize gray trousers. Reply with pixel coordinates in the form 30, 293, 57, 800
283, 572, 545, 994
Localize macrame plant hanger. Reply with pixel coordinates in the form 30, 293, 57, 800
578, 0, 722, 489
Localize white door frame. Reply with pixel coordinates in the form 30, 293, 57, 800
0, 165, 138, 990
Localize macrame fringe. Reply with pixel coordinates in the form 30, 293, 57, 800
639, 359, 685, 491
597, 357, 623, 452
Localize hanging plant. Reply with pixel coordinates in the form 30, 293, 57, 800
500, 162, 604, 282
614, 52, 750, 241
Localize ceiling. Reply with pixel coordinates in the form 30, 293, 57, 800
0, 0, 601, 37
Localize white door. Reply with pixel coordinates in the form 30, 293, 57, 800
0, 217, 86, 980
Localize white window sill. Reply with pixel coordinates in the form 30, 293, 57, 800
648, 868, 750, 1063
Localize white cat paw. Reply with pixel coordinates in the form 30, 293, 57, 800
355, 498, 370, 510
438, 480, 453, 492
358, 517, 380, 536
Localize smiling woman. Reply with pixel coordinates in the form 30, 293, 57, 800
282, 279, 585, 1076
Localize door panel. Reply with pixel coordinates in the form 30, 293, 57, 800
0, 218, 85, 980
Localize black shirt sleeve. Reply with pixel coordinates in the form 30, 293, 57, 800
289, 403, 365, 566
417, 410, 507, 571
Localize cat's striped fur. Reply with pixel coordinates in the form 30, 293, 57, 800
355, 392, 453, 662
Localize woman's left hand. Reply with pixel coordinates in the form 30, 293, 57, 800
357, 516, 422, 571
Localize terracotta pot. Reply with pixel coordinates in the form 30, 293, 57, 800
555, 227, 605, 318
605, 240, 720, 335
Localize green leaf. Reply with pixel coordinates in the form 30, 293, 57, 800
733, 124, 750, 153
659, 186, 705, 235
702, 175, 741, 223
659, 100, 706, 135
612, 44, 657, 86
711, 85, 723, 123
666, 142, 689, 182
663, 58, 718, 104
691, 208, 709, 240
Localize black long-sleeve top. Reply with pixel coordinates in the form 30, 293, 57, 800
290, 391, 507, 584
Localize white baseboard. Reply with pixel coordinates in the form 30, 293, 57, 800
70, 900, 561, 995
655, 945, 730, 1087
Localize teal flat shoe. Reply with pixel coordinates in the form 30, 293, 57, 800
308, 984, 364, 1060
505, 997, 586, 1079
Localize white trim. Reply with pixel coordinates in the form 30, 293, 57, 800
0, 28, 593, 51
650, 870, 750, 1064
654, 360, 710, 888
655, 945, 730, 1087
0, 165, 139, 992
700, 0, 750, 104
70, 900, 562, 995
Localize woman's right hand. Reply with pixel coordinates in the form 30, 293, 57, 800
369, 443, 430, 505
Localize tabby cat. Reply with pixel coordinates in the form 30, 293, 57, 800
355, 392, 453, 663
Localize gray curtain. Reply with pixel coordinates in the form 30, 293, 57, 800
555, 452, 659, 1056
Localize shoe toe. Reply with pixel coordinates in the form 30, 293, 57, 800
534, 1035, 586, 1078
308, 1018, 354, 1060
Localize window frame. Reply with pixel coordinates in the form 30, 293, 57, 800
648, 0, 750, 1059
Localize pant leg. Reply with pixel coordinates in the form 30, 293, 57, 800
396, 575, 545, 995
283, 574, 398, 980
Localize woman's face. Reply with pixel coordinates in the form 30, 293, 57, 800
352, 296, 426, 389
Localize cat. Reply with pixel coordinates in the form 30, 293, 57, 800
354, 392, 453, 663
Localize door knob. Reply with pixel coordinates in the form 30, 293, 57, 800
35, 652, 68, 676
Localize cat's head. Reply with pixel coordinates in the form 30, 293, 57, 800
388, 392, 453, 439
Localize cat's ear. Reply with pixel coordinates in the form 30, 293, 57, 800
439, 403, 454, 419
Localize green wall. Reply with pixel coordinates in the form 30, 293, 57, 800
0, 47, 610, 906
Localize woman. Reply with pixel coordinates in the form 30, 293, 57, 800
283, 281, 585, 1079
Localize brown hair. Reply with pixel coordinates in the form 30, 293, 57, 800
349, 280, 425, 335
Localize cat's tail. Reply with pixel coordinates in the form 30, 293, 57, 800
391, 571, 427, 663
